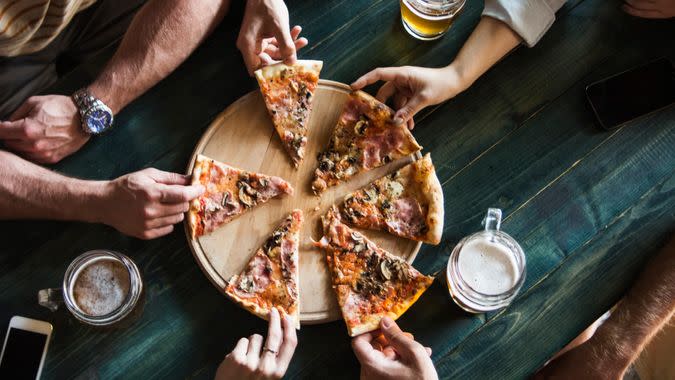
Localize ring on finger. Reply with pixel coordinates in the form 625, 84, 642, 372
262, 347, 277, 355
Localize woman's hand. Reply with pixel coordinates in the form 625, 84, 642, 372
351, 65, 467, 129
215, 308, 298, 380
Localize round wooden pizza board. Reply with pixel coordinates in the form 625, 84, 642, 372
184, 79, 422, 324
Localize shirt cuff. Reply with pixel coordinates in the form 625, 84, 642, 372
482, 0, 558, 47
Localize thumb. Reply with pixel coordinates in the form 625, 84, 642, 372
380, 317, 425, 359
393, 95, 426, 125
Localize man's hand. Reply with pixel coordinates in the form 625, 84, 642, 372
352, 317, 438, 380
351, 66, 467, 129
216, 308, 298, 380
0, 95, 89, 164
237, 0, 308, 75
622, 0, 675, 18
98, 168, 203, 240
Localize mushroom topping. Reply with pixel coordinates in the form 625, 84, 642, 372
379, 261, 392, 281
238, 276, 254, 293
354, 116, 369, 135
238, 186, 255, 208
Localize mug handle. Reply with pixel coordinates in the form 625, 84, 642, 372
483, 208, 502, 232
38, 288, 63, 312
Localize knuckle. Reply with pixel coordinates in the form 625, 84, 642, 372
142, 207, 155, 219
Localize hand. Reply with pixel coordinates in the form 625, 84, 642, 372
216, 308, 298, 380
0, 95, 89, 164
352, 317, 437, 380
351, 65, 467, 129
237, 0, 309, 75
532, 340, 627, 380
622, 0, 675, 18
98, 168, 204, 240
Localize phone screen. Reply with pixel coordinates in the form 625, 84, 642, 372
586, 58, 675, 129
0, 328, 48, 379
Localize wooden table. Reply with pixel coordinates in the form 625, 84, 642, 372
1, 1, 673, 378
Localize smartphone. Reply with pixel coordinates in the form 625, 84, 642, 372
586, 58, 675, 130
0, 316, 53, 379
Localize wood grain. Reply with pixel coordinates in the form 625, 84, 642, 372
185, 80, 422, 324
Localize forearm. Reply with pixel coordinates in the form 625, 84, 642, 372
444, 16, 521, 92
88, 0, 230, 113
587, 236, 675, 373
0, 150, 105, 222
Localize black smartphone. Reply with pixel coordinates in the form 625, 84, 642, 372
585, 58, 675, 130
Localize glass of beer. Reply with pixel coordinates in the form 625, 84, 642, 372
446, 208, 527, 313
400, 0, 466, 40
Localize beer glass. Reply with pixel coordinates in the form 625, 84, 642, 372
38, 250, 143, 327
400, 0, 466, 40
446, 208, 526, 313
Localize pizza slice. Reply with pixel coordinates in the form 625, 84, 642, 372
311, 90, 422, 194
224, 210, 302, 329
188, 154, 294, 238
339, 153, 444, 245
255, 60, 323, 168
315, 206, 434, 336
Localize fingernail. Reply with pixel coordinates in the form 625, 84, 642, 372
381, 317, 392, 328
393, 117, 404, 125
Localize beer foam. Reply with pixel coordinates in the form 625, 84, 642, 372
457, 238, 519, 295
73, 258, 130, 316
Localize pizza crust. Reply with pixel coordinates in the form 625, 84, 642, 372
255, 60, 323, 82
415, 154, 444, 245
187, 154, 209, 238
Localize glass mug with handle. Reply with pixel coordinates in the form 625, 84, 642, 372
38, 250, 143, 326
400, 0, 466, 40
446, 208, 526, 313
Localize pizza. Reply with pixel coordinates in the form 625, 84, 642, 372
339, 153, 444, 244
188, 155, 294, 238
311, 90, 422, 194
224, 210, 302, 328
315, 206, 434, 336
255, 60, 323, 167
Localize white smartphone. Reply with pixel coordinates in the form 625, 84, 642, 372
0, 316, 53, 379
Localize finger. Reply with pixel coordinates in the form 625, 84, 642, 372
0, 120, 27, 139
351, 333, 380, 364
157, 202, 191, 215
290, 25, 302, 40
231, 337, 249, 362
407, 118, 415, 130
158, 184, 204, 203
238, 22, 263, 75
263, 38, 308, 60
380, 316, 426, 359
393, 93, 408, 111
274, 24, 297, 64
382, 346, 397, 360
275, 314, 298, 374
621, 4, 666, 18
351, 67, 404, 90
260, 308, 282, 372
9, 99, 35, 121
425, 346, 432, 356
393, 95, 426, 125
375, 82, 397, 104
146, 213, 184, 229
258, 51, 277, 67
139, 225, 174, 240
246, 333, 264, 369
144, 168, 192, 185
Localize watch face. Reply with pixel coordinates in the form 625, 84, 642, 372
85, 108, 113, 134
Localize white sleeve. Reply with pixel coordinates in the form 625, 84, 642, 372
482, 0, 566, 47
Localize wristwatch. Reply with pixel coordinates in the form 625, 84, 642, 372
72, 88, 114, 135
